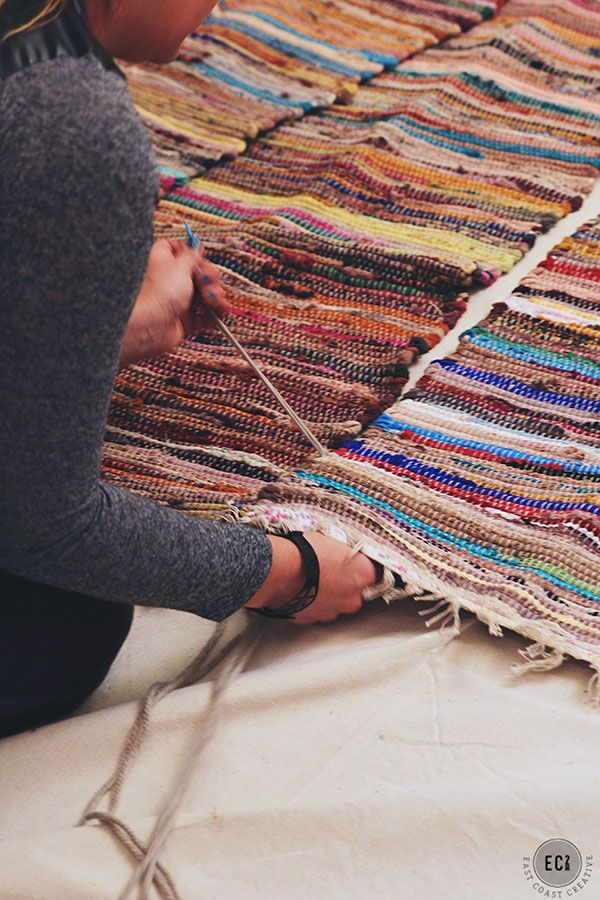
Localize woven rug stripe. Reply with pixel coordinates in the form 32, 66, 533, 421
103, 0, 600, 521
244, 215, 600, 693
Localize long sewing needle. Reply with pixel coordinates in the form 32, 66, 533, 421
183, 219, 328, 458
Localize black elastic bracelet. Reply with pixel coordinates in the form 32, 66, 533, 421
250, 531, 320, 620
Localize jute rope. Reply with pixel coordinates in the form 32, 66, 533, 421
78, 616, 264, 900
77, 553, 451, 899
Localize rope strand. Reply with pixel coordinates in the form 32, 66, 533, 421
78, 618, 264, 900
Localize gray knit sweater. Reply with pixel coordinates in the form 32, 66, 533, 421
0, 41, 273, 619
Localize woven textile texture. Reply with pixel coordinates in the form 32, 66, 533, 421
124, 0, 504, 183
246, 216, 600, 686
102, 0, 600, 516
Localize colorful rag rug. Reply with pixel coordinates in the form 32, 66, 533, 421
103, 0, 600, 515
124, 0, 503, 183
245, 217, 600, 689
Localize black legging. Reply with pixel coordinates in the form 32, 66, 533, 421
0, 570, 133, 739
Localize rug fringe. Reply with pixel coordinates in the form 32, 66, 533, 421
242, 508, 600, 709
413, 596, 600, 711
509, 640, 566, 676
415, 596, 462, 636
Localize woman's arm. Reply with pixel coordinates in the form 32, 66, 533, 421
0, 54, 277, 620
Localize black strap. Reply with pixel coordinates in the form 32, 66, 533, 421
0, 0, 123, 81
251, 532, 320, 620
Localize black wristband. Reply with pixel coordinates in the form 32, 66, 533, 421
250, 531, 320, 620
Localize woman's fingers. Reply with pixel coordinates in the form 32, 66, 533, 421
192, 261, 232, 319
170, 241, 231, 316
165, 240, 232, 332
288, 537, 379, 627
167, 238, 201, 259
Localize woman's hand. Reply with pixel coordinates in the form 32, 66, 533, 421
246, 533, 380, 625
119, 238, 231, 368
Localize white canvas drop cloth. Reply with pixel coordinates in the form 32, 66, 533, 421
0, 598, 598, 900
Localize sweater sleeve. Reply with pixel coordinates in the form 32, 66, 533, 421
0, 54, 273, 620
